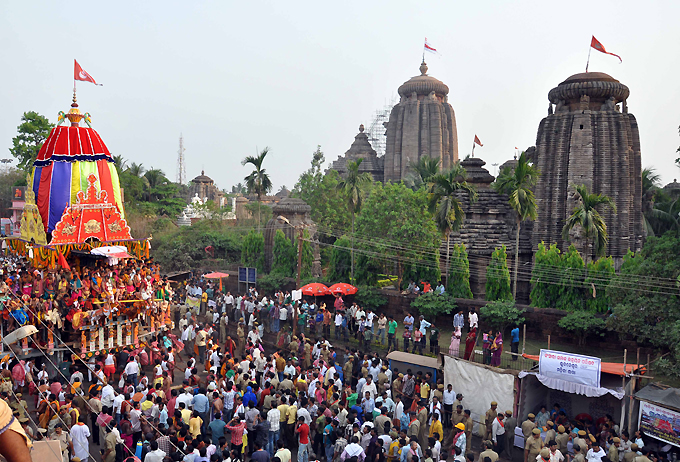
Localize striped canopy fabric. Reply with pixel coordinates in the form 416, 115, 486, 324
31, 125, 124, 233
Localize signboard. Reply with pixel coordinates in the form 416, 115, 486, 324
639, 401, 680, 447
538, 349, 601, 388
11, 186, 26, 201
238, 267, 257, 284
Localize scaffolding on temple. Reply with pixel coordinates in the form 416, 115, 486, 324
176, 134, 187, 185
365, 97, 396, 157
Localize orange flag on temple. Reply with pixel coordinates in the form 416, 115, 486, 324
590, 36, 622, 63
474, 135, 483, 147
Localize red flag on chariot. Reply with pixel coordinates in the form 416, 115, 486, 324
74, 60, 102, 85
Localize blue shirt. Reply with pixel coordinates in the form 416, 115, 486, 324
192, 394, 209, 413
208, 419, 226, 445
511, 328, 520, 343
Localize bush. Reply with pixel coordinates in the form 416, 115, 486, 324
241, 230, 265, 273
485, 245, 512, 301
448, 244, 473, 299
480, 299, 525, 334
354, 286, 388, 311
257, 274, 288, 296
327, 235, 351, 282
557, 311, 606, 346
272, 230, 296, 277
410, 292, 456, 319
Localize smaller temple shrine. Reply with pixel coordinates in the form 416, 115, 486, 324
330, 125, 384, 182
188, 170, 225, 206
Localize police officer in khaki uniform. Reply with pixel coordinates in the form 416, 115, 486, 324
573, 430, 589, 453
504, 410, 517, 460
525, 428, 544, 462
452, 405, 465, 427
609, 437, 620, 462
522, 413, 536, 441
464, 410, 473, 451
573, 443, 586, 462
479, 440, 499, 462
485, 401, 498, 440
544, 421, 556, 445
623, 444, 639, 462
555, 425, 569, 455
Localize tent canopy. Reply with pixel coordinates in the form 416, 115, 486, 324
635, 383, 680, 412
91, 245, 134, 259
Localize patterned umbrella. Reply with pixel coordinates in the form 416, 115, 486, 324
300, 283, 330, 296
328, 282, 358, 295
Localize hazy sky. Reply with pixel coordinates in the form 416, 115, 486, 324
1, 1, 679, 192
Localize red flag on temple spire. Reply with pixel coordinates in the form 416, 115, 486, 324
474, 135, 483, 147
590, 36, 622, 63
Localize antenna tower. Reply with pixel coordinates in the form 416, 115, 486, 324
176, 134, 187, 185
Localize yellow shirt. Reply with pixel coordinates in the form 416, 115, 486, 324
181, 408, 192, 424
202, 293, 208, 303
189, 416, 203, 437
277, 404, 289, 422
429, 420, 443, 441
287, 405, 298, 424
388, 441, 401, 461
420, 383, 431, 400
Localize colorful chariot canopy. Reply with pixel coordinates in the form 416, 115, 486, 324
31, 96, 124, 234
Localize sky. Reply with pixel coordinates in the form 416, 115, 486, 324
1, 1, 679, 193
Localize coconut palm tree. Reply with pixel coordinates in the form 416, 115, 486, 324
241, 148, 273, 231
493, 152, 539, 298
127, 162, 146, 178
427, 163, 477, 287
112, 155, 127, 173
641, 167, 661, 236
405, 156, 441, 190
336, 158, 373, 281
561, 184, 616, 265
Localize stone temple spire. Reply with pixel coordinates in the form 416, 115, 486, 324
383, 61, 458, 182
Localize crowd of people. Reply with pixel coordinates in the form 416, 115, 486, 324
0, 258, 663, 462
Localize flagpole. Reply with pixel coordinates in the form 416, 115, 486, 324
585, 43, 592, 73
471, 141, 476, 158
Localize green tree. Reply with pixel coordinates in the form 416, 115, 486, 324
530, 242, 562, 308
486, 245, 512, 301
242, 230, 265, 273
641, 167, 662, 236
562, 184, 616, 264
607, 234, 680, 377
447, 243, 473, 299
480, 300, 526, 334
9, 111, 54, 170
427, 163, 477, 286
353, 253, 381, 287
271, 230, 296, 276
584, 256, 615, 313
556, 245, 586, 310
558, 311, 606, 347
292, 151, 351, 241
298, 230, 314, 279
257, 274, 288, 295
337, 158, 373, 281
354, 286, 388, 311
405, 156, 440, 191
0, 168, 27, 217
355, 182, 440, 289
411, 292, 456, 321
493, 152, 539, 298
327, 235, 352, 282
242, 148, 273, 232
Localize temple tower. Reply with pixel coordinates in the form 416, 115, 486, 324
383, 61, 458, 181
532, 72, 643, 260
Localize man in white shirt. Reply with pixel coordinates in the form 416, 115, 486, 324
267, 405, 281, 455
442, 384, 455, 429
394, 396, 404, 422
468, 309, 478, 329
362, 376, 378, 401
124, 357, 140, 388
418, 316, 431, 335
113, 392, 126, 422
586, 443, 606, 462
491, 413, 506, 455
176, 389, 193, 410
144, 441, 166, 462
101, 383, 115, 414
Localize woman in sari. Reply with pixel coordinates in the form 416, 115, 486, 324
449, 327, 461, 357
490, 331, 503, 367
463, 327, 477, 360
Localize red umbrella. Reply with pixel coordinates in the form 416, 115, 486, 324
204, 272, 229, 278
328, 283, 358, 295
300, 283, 330, 296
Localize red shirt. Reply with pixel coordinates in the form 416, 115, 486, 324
297, 423, 310, 444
